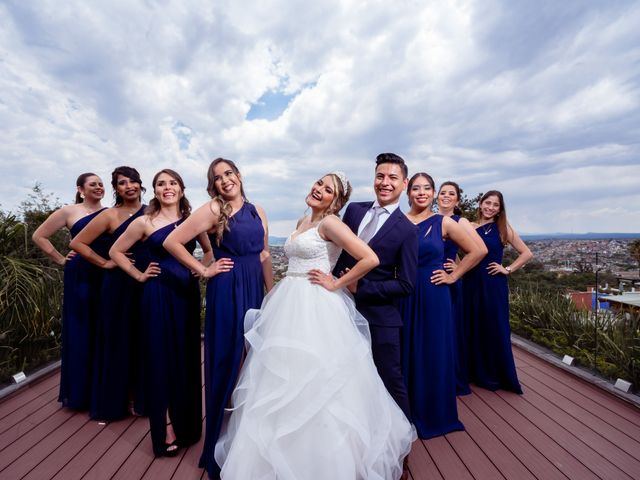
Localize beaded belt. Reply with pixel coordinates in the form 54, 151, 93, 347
286, 272, 308, 278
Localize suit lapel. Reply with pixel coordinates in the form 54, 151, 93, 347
369, 207, 404, 246
349, 201, 373, 234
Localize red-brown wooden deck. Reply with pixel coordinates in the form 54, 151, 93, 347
1, 345, 639, 480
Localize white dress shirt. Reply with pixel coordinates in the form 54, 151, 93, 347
357, 200, 401, 239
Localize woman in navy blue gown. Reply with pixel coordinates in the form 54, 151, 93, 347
32, 173, 106, 409
164, 158, 273, 478
70, 166, 148, 420
464, 190, 532, 393
401, 173, 484, 439
437, 181, 487, 396
111, 169, 212, 456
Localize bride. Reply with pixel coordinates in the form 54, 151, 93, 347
214, 172, 415, 479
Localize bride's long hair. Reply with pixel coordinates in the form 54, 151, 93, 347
323, 173, 352, 218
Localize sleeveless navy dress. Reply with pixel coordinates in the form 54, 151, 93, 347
90, 206, 148, 420
59, 208, 107, 409
463, 223, 522, 393
401, 215, 464, 439
443, 214, 471, 396
199, 202, 265, 478
142, 222, 202, 455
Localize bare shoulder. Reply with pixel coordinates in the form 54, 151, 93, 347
318, 214, 349, 239
254, 204, 267, 217
203, 199, 220, 215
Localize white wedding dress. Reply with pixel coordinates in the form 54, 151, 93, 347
214, 224, 416, 480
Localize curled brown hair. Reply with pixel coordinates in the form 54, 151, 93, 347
478, 190, 508, 244
206, 158, 244, 245
145, 169, 192, 220
322, 173, 352, 218
438, 181, 463, 216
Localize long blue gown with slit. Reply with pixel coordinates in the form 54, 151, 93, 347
443, 214, 471, 396
142, 221, 202, 455
199, 202, 265, 479
90, 206, 148, 420
401, 214, 464, 439
463, 223, 522, 394
59, 208, 107, 409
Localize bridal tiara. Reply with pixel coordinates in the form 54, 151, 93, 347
331, 171, 349, 193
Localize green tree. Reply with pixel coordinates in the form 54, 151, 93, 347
19, 183, 66, 264
630, 239, 640, 276
458, 191, 483, 222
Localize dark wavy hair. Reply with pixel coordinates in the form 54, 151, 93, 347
478, 190, 508, 244
111, 166, 145, 206
145, 169, 191, 220
438, 180, 463, 216
407, 172, 435, 208
375, 152, 408, 179
75, 172, 99, 204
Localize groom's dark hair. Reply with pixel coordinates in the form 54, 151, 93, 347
375, 152, 408, 179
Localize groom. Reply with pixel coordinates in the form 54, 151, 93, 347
334, 152, 417, 419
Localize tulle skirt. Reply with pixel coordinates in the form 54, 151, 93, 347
215, 275, 415, 480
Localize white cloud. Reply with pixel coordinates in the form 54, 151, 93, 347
1, 0, 639, 237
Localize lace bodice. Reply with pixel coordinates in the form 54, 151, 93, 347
284, 226, 342, 275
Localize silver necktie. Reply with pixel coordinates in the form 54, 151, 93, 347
359, 206, 385, 243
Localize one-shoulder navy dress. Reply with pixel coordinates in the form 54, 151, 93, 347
199, 202, 265, 478
443, 214, 471, 396
90, 206, 148, 420
59, 208, 107, 409
463, 223, 522, 393
142, 222, 202, 455
401, 214, 464, 439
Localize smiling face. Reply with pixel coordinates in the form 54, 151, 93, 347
306, 175, 337, 213
212, 161, 242, 200
115, 174, 141, 203
479, 194, 502, 221
374, 163, 408, 207
154, 172, 183, 207
79, 175, 104, 202
437, 184, 459, 214
407, 174, 435, 212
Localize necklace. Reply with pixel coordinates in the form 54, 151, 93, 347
123, 205, 141, 217
481, 223, 493, 235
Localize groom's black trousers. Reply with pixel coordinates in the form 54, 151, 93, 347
369, 325, 411, 420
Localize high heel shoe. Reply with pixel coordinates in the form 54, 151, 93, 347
162, 440, 179, 457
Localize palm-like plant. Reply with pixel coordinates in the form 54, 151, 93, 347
1, 213, 63, 381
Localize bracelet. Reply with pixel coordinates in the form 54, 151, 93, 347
505, 266, 512, 275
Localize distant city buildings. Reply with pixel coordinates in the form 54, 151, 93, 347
524, 238, 637, 274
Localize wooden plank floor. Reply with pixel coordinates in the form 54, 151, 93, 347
1, 345, 639, 480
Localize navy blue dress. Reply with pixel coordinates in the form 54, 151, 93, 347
142, 222, 202, 456
199, 202, 265, 479
90, 206, 148, 420
463, 223, 522, 393
443, 214, 471, 396
59, 208, 107, 409
401, 215, 464, 439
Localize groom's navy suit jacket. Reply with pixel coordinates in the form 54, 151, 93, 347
334, 201, 418, 327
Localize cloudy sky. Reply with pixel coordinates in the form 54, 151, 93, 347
1, 0, 639, 236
